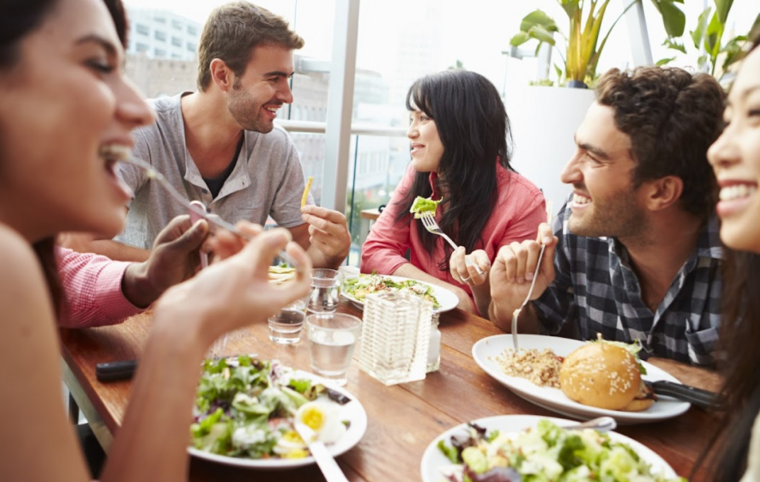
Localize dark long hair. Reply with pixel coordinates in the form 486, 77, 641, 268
699, 30, 760, 482
0, 0, 129, 314
395, 70, 514, 271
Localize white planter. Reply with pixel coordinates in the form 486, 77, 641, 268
504, 86, 596, 213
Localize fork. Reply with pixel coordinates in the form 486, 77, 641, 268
511, 202, 553, 350
122, 156, 302, 272
418, 212, 485, 277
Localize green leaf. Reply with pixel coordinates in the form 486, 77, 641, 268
704, 10, 724, 58
714, 0, 734, 25
656, 57, 676, 66
650, 0, 687, 37
554, 63, 563, 81
510, 31, 530, 47
691, 7, 712, 50
520, 9, 559, 32
559, 0, 580, 19
662, 37, 686, 53
527, 25, 558, 45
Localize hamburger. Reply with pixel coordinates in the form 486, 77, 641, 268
559, 338, 655, 411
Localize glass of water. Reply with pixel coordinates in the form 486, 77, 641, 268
267, 298, 308, 344
305, 313, 361, 386
308, 268, 342, 317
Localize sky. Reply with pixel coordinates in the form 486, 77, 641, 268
122, 0, 760, 88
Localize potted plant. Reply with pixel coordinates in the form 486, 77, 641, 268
510, 0, 688, 88
659, 0, 760, 82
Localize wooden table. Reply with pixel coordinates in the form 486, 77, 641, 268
60, 303, 718, 481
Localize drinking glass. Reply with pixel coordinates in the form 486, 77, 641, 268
306, 313, 361, 386
267, 298, 308, 344
308, 268, 342, 317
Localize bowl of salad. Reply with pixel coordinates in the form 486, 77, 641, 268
421, 415, 684, 482
188, 356, 367, 469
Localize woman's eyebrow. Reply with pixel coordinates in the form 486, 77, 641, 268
75, 34, 117, 57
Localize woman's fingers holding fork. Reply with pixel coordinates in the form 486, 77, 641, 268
450, 248, 490, 286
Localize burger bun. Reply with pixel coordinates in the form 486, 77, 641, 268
559, 342, 642, 410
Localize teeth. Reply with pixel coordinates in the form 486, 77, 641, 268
264, 106, 279, 113
99, 144, 131, 162
573, 193, 591, 205
720, 184, 758, 201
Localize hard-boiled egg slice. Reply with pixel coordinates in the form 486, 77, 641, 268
296, 400, 347, 444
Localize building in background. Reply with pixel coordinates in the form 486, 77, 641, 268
125, 8, 201, 61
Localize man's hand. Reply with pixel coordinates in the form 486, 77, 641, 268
301, 205, 351, 267
121, 215, 209, 308
489, 223, 557, 330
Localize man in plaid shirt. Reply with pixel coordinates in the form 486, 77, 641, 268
489, 66, 725, 370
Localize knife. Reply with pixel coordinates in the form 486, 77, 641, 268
294, 421, 350, 482
644, 379, 722, 410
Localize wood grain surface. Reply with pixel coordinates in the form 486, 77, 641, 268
60, 302, 719, 482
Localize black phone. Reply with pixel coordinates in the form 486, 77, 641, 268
95, 360, 137, 382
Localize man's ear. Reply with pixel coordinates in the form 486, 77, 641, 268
209, 58, 235, 92
643, 176, 684, 212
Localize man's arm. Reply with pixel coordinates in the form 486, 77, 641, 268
646, 357, 723, 393
58, 232, 150, 261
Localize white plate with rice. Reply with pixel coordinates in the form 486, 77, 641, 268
472, 334, 691, 424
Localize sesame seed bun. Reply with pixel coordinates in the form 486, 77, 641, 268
559, 342, 642, 410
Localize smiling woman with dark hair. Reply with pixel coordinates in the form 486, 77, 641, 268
704, 28, 760, 482
0, 0, 311, 480
361, 70, 546, 316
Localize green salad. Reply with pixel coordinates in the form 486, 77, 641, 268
343, 274, 440, 309
436, 419, 685, 482
191, 356, 349, 460
410, 196, 442, 219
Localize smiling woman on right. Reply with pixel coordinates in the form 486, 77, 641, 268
705, 28, 760, 482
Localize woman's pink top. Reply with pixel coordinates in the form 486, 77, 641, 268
57, 247, 143, 328
361, 164, 546, 300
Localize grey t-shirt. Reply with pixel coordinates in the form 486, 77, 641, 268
116, 92, 312, 249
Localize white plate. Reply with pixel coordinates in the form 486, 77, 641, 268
188, 372, 368, 470
342, 274, 459, 313
472, 335, 691, 424
420, 415, 679, 482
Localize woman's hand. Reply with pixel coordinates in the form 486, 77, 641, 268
449, 247, 491, 286
157, 228, 312, 341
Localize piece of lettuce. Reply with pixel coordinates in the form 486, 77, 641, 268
410, 196, 441, 218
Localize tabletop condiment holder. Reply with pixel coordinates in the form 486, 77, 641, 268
358, 291, 432, 385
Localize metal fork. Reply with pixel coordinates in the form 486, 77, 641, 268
511, 202, 553, 350
419, 212, 485, 276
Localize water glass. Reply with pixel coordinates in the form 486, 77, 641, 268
267, 298, 307, 344
308, 268, 342, 317
306, 313, 361, 386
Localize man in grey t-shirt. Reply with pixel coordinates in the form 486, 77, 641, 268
62, 2, 350, 269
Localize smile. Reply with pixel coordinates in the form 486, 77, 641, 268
572, 193, 591, 205
719, 183, 757, 201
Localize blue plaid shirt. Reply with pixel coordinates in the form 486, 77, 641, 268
533, 202, 723, 366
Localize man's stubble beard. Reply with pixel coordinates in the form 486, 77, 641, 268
568, 189, 646, 239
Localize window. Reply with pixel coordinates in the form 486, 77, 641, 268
187, 25, 197, 36
187, 42, 196, 53
154, 16, 166, 24
172, 37, 182, 47
172, 19, 183, 30
154, 48, 166, 57
135, 23, 149, 36
154, 30, 166, 41
136, 43, 149, 53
